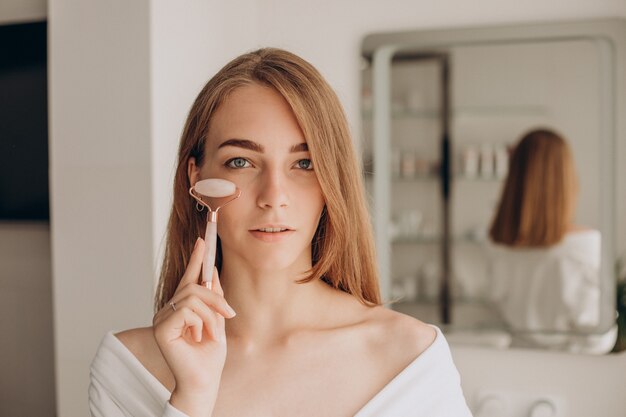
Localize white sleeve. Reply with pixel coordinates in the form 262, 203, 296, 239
163, 402, 192, 417
559, 231, 603, 330
88, 377, 190, 417
88, 376, 126, 417
561, 257, 601, 329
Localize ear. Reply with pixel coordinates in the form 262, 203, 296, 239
188, 156, 201, 187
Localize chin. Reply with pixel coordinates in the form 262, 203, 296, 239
246, 250, 305, 272
223, 243, 310, 274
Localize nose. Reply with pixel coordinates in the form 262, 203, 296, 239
256, 168, 289, 209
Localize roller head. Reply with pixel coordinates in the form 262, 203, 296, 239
194, 178, 237, 198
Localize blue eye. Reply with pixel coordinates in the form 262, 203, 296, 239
297, 159, 313, 170
225, 157, 250, 169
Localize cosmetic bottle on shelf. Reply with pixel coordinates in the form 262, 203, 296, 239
479, 144, 494, 178
461, 145, 479, 177
494, 145, 509, 178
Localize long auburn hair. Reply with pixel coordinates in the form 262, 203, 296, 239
154, 48, 381, 312
489, 128, 578, 247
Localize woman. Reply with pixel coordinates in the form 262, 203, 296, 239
488, 128, 616, 354
89, 48, 471, 416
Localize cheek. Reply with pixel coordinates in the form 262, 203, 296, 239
302, 179, 325, 208
217, 200, 243, 224
294, 187, 325, 226
216, 216, 245, 252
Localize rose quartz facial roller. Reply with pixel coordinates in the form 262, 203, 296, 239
189, 179, 241, 290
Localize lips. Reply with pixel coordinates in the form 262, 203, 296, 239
249, 224, 294, 232
249, 225, 295, 243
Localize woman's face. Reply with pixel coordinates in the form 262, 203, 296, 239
189, 83, 325, 272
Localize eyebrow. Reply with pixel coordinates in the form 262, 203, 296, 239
217, 138, 308, 153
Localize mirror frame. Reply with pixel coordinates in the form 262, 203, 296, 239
362, 18, 626, 336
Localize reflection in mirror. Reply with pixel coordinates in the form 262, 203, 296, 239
487, 128, 616, 354
361, 30, 620, 354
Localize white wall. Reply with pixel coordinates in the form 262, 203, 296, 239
46, 1, 626, 417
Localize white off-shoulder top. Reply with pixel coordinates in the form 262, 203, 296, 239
89, 326, 472, 417
487, 229, 617, 354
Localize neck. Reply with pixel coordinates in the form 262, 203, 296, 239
219, 255, 333, 349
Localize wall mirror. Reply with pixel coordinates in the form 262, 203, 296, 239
360, 18, 625, 354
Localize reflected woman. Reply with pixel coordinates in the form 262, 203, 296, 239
488, 128, 617, 354
88, 48, 471, 416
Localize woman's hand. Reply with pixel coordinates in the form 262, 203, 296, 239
152, 237, 236, 417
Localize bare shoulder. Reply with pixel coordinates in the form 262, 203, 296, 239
114, 327, 174, 389
361, 305, 437, 361
114, 326, 157, 358
323, 287, 436, 359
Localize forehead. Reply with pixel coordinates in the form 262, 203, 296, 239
207, 83, 306, 149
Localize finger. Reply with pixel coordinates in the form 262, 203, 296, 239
212, 267, 225, 297
174, 296, 221, 342
152, 305, 168, 327
155, 299, 220, 343
178, 237, 205, 290
208, 269, 231, 330
160, 306, 204, 343
153, 299, 179, 327
189, 297, 221, 341
172, 285, 235, 319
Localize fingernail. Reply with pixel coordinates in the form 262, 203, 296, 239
194, 237, 200, 249
226, 304, 236, 317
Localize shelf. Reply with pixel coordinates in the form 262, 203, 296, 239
392, 236, 440, 244
392, 235, 487, 244
361, 104, 549, 120
455, 174, 505, 182
363, 172, 505, 182
362, 108, 440, 119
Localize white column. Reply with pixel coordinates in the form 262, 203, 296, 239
49, 2, 154, 416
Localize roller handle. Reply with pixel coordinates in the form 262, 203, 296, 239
201, 220, 217, 290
